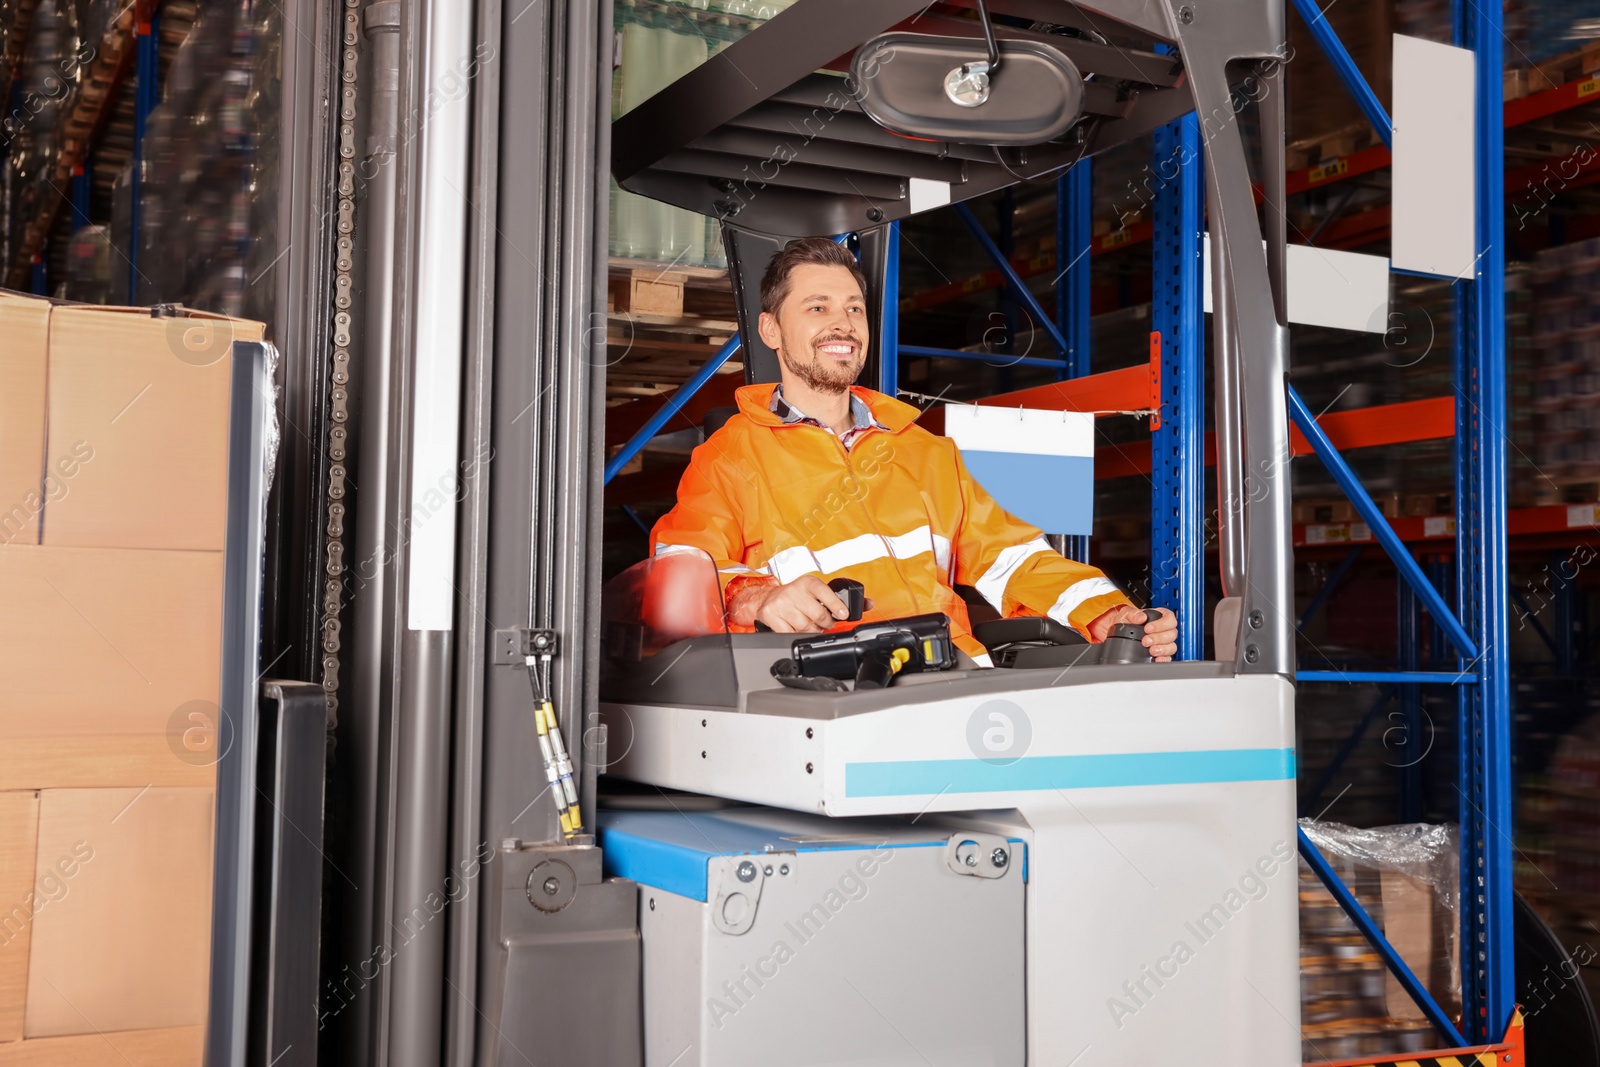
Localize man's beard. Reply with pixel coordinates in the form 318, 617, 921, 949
779, 334, 865, 395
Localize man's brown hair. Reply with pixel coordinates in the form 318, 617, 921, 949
759, 237, 870, 316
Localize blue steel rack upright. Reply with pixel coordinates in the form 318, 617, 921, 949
1282, 0, 1514, 1046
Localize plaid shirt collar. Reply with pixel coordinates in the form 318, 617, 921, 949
770, 385, 883, 449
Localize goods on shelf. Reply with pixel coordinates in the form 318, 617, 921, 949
1288, 268, 1537, 513
1532, 238, 1600, 501
1286, 0, 1391, 147
1518, 713, 1600, 1014
1395, 0, 1531, 55
61, 221, 114, 304
610, 0, 798, 267
131, 0, 280, 319
1298, 820, 1461, 1063
1523, 6, 1600, 69
3, 0, 78, 271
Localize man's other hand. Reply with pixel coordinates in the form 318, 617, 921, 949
729, 575, 852, 632
1087, 605, 1178, 662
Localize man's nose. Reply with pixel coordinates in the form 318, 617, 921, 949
824, 310, 865, 342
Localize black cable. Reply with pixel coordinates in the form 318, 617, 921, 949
969, 0, 1002, 77
990, 136, 1093, 185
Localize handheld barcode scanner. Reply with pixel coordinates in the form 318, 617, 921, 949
772, 612, 958, 691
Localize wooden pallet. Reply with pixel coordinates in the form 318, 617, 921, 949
1286, 121, 1378, 174
604, 256, 740, 402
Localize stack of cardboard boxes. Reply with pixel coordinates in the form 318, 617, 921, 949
0, 291, 262, 1064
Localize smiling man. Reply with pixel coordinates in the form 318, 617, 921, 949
650, 236, 1178, 663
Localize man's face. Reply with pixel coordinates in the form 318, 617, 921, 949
757, 263, 870, 395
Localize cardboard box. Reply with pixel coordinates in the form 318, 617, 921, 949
0, 791, 40, 1042
1379, 871, 1433, 1022
0, 1025, 201, 1065
24, 788, 214, 1038
0, 545, 222, 739
0, 294, 50, 547
0, 737, 214, 793
41, 306, 263, 551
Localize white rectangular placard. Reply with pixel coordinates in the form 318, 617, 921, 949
909, 178, 951, 215
1203, 235, 1390, 333
945, 405, 1095, 535
1392, 34, 1477, 279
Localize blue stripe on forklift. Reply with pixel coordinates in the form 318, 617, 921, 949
844, 747, 1296, 798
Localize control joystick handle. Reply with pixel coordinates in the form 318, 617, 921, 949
753, 577, 866, 633
1098, 618, 1155, 665
828, 578, 865, 622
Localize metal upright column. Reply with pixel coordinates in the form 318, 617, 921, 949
998, 189, 1019, 368
129, 5, 159, 301
70, 161, 91, 230
1398, 578, 1423, 821
1149, 114, 1205, 661
1057, 162, 1092, 381
879, 220, 900, 396
1057, 163, 1092, 562
338, 0, 473, 1059
1456, 0, 1515, 1037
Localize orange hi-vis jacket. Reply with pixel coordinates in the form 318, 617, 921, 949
649, 383, 1133, 662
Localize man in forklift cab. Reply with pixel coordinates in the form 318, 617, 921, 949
650, 236, 1179, 665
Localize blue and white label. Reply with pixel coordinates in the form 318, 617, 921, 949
945, 405, 1095, 535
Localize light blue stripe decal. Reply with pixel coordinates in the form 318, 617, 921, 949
961, 452, 1093, 535
845, 748, 1296, 798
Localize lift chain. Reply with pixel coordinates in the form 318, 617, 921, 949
320, 0, 361, 719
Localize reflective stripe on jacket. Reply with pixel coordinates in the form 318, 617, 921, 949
649, 383, 1131, 659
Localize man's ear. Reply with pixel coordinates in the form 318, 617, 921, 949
757, 310, 782, 353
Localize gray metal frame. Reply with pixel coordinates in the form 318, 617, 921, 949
251, 680, 332, 1067
337, 0, 476, 1058
206, 340, 274, 1066
612, 2, 1189, 237
452, 0, 627, 1063
263, 0, 343, 686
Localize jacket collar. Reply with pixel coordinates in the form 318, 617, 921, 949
735, 382, 922, 434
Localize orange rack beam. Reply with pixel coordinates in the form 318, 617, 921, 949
1096, 395, 1456, 480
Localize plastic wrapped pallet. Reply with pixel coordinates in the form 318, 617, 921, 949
1298, 819, 1461, 1063
609, 0, 798, 266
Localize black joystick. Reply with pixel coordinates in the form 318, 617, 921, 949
828, 577, 865, 622
753, 577, 865, 632
1097, 623, 1150, 664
